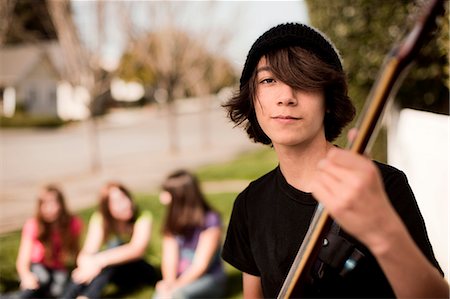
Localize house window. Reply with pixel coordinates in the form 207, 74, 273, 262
28, 88, 36, 101
26, 88, 37, 111
49, 87, 57, 103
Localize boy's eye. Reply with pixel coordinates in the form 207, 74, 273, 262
260, 78, 275, 84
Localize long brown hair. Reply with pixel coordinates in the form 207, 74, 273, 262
161, 170, 212, 237
99, 182, 138, 238
36, 185, 79, 264
224, 47, 355, 144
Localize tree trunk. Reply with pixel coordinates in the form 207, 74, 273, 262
167, 100, 179, 154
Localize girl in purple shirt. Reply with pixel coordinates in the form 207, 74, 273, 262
154, 170, 226, 299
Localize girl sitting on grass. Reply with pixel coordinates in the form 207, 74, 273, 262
61, 182, 157, 299
15, 185, 82, 298
153, 170, 227, 299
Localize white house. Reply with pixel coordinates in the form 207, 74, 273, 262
0, 41, 90, 120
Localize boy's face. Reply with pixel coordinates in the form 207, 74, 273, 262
254, 57, 327, 148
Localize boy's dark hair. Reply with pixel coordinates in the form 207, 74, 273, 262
224, 23, 355, 144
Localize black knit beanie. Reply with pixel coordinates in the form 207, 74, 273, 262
240, 23, 342, 88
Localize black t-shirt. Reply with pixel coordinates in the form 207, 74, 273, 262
222, 162, 442, 298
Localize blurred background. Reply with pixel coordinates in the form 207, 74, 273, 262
0, 0, 448, 296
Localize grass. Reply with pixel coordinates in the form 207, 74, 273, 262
195, 147, 278, 181
0, 147, 278, 298
0, 114, 68, 128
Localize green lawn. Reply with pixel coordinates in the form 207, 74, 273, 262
0, 147, 278, 298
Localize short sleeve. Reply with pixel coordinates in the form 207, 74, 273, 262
222, 190, 260, 276
137, 210, 153, 224
379, 164, 444, 275
70, 216, 83, 237
89, 211, 103, 226
22, 218, 38, 240
204, 211, 221, 229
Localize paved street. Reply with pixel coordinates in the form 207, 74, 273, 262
0, 100, 261, 234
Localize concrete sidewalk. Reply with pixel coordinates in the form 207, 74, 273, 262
0, 103, 261, 234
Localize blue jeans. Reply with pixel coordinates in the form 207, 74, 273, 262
153, 272, 227, 299
3, 263, 68, 299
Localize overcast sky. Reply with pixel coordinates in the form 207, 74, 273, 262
71, 1, 309, 70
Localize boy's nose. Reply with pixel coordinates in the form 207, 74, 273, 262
277, 85, 298, 106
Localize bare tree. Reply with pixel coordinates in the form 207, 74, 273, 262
0, 0, 16, 46
47, 0, 110, 172
117, 2, 237, 153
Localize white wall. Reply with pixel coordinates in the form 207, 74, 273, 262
388, 108, 449, 278
2, 87, 16, 117
57, 82, 90, 121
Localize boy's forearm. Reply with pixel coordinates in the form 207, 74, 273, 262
374, 226, 449, 298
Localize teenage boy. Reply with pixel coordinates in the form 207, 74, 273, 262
222, 23, 448, 298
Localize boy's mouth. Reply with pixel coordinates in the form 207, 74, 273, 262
272, 115, 301, 120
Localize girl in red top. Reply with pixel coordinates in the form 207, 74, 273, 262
15, 185, 82, 298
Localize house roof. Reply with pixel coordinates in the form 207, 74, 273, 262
0, 41, 66, 87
